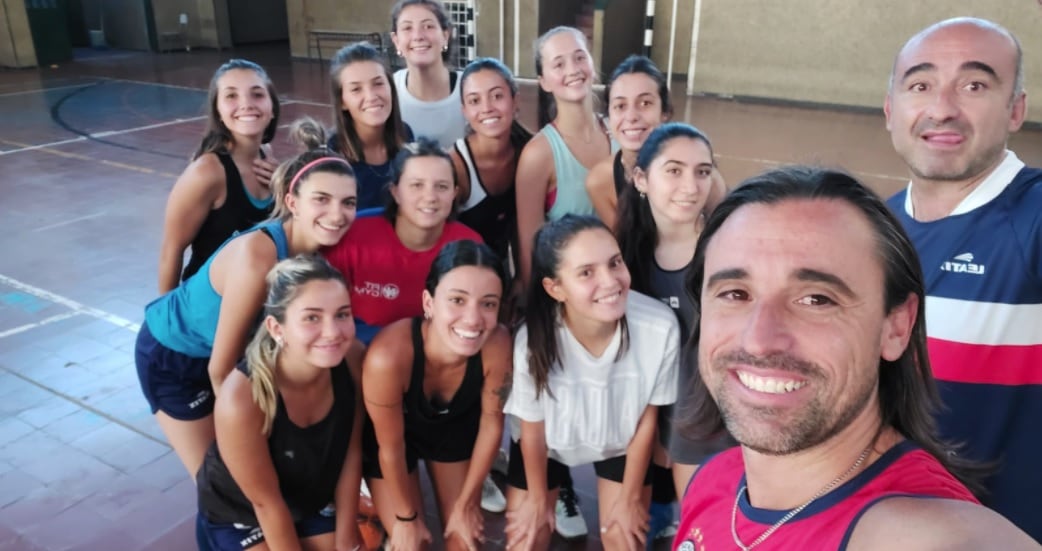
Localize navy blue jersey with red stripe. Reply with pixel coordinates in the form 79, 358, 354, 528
888, 165, 1042, 542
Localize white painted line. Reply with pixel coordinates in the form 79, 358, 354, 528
32, 211, 108, 233
0, 136, 88, 154
714, 153, 906, 182
90, 115, 206, 137
101, 77, 207, 93
0, 274, 140, 333
0, 116, 206, 156
0, 82, 99, 98
0, 311, 81, 339
280, 98, 328, 108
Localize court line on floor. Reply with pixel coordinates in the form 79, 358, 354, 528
0, 311, 82, 339
0, 139, 180, 178
714, 153, 907, 182
31, 211, 109, 233
0, 362, 171, 447
0, 274, 140, 334
0, 82, 102, 98
0, 115, 206, 156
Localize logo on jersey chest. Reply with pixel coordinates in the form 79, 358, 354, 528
940, 252, 985, 275
355, 281, 401, 299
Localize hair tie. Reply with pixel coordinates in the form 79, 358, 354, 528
288, 157, 351, 194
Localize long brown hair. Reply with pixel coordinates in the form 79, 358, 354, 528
194, 59, 280, 160
328, 43, 408, 165
678, 165, 985, 494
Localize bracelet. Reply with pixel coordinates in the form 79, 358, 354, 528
395, 511, 418, 522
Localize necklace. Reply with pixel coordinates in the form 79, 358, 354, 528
730, 443, 874, 551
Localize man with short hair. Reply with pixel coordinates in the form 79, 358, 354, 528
885, 17, 1042, 542
672, 166, 1037, 550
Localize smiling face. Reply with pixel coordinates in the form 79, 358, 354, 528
390, 155, 457, 232
286, 170, 358, 248
544, 227, 631, 327
268, 279, 355, 369
634, 136, 713, 226
392, 3, 450, 69
538, 30, 595, 104
608, 72, 668, 152
338, 60, 393, 130
462, 69, 516, 139
698, 198, 915, 455
215, 68, 274, 140
422, 265, 502, 356
885, 20, 1025, 187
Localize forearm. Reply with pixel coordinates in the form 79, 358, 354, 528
254, 500, 303, 551
157, 246, 184, 294
378, 444, 417, 517
333, 452, 364, 549
519, 433, 549, 501
458, 415, 504, 504
620, 407, 658, 499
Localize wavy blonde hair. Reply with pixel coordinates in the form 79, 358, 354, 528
244, 254, 347, 434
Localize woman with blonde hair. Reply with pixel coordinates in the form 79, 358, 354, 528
196, 255, 366, 551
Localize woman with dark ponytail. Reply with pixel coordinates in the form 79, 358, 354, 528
616, 122, 736, 526
503, 214, 679, 550
361, 240, 512, 550
450, 57, 533, 279
196, 255, 367, 551
158, 59, 281, 293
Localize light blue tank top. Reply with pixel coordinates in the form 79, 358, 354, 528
542, 124, 617, 221
144, 221, 290, 358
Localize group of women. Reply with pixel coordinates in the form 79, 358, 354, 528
133, 1, 731, 550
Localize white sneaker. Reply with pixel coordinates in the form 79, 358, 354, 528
554, 486, 588, 539
492, 447, 509, 476
480, 476, 507, 513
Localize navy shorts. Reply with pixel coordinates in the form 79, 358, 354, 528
505, 440, 653, 491
201, 505, 337, 550
134, 322, 214, 420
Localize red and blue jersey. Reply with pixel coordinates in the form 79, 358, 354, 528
888, 159, 1042, 542
674, 441, 977, 551
323, 215, 482, 344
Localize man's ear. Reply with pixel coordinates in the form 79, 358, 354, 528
880, 292, 917, 362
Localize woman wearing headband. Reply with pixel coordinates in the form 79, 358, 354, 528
136, 118, 359, 487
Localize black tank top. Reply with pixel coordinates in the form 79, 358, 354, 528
181, 152, 273, 281
363, 317, 485, 463
612, 150, 629, 197
454, 138, 517, 264
197, 360, 356, 525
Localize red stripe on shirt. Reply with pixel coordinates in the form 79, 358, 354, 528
927, 337, 1042, 386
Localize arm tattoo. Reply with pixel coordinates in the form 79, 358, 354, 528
495, 373, 513, 409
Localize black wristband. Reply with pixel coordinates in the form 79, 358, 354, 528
395, 511, 418, 522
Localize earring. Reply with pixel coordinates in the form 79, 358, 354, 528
423, 310, 431, 320
442, 45, 448, 52
274, 336, 284, 348
396, 50, 403, 56
639, 191, 647, 199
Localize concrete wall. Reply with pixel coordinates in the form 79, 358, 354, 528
649, 0, 1042, 122
285, 0, 388, 58
0, 0, 38, 67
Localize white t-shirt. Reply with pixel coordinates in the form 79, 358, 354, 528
393, 68, 466, 150
505, 291, 679, 466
